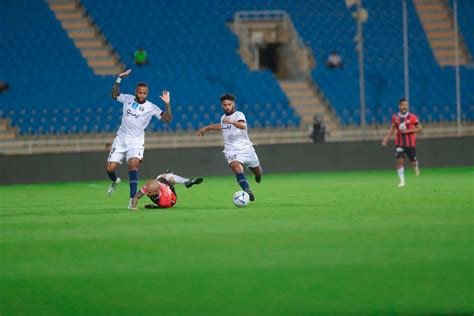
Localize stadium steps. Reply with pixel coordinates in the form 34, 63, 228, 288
47, 0, 125, 76
0, 118, 17, 141
413, 0, 471, 66
279, 80, 340, 131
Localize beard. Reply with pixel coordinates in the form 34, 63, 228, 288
135, 96, 146, 104
224, 109, 235, 116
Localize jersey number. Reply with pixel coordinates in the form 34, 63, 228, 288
108, 147, 116, 158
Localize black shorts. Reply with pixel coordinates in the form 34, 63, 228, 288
394, 146, 417, 161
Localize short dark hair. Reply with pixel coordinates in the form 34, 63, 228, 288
399, 98, 407, 104
136, 82, 148, 89
220, 93, 235, 102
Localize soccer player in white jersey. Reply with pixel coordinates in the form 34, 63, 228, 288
197, 93, 262, 201
106, 69, 172, 209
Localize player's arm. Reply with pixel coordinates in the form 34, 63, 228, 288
130, 190, 145, 211
112, 69, 131, 100
145, 204, 161, 209
223, 118, 246, 130
197, 123, 222, 136
159, 90, 172, 123
381, 123, 396, 146
401, 121, 422, 134
413, 121, 422, 133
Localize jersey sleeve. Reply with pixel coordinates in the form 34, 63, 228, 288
391, 114, 398, 127
152, 104, 164, 120
117, 93, 130, 103
235, 111, 246, 122
411, 114, 420, 125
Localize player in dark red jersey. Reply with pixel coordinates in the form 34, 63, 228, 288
382, 98, 422, 187
129, 172, 203, 210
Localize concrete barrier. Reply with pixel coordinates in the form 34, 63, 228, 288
0, 136, 472, 185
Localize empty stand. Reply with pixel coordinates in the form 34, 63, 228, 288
413, 0, 471, 66
48, 0, 125, 75
0, 0, 472, 137
0, 0, 302, 136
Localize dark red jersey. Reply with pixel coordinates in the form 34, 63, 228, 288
391, 112, 419, 147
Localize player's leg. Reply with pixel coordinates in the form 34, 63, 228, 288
106, 139, 125, 195
413, 160, 420, 176
407, 147, 420, 176
244, 147, 262, 183
159, 172, 203, 188
394, 147, 406, 186
184, 177, 203, 188
106, 162, 122, 195
248, 156, 262, 184
395, 147, 406, 187
249, 166, 262, 183
125, 146, 144, 209
396, 158, 405, 187
229, 160, 255, 201
106, 161, 119, 181
127, 157, 141, 209
127, 157, 141, 195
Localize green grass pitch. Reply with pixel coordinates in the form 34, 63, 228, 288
1, 167, 473, 315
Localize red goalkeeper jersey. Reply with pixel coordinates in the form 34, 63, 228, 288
392, 112, 419, 147
140, 181, 177, 208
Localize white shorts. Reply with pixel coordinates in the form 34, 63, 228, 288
224, 146, 260, 168
107, 136, 144, 164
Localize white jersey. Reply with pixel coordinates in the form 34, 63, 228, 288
221, 111, 253, 153
116, 93, 163, 141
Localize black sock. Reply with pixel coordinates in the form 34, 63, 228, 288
107, 170, 117, 182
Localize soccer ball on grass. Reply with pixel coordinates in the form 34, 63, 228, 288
233, 190, 250, 207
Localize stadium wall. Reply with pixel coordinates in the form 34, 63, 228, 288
0, 137, 472, 185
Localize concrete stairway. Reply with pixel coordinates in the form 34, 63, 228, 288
278, 80, 340, 131
413, 0, 471, 66
0, 118, 17, 141
48, 0, 124, 75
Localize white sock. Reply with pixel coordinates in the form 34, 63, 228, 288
414, 160, 419, 169
162, 173, 189, 184
397, 167, 405, 183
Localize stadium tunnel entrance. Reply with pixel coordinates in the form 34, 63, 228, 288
230, 10, 315, 79
258, 43, 281, 75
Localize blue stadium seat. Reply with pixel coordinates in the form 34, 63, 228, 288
1, 0, 473, 134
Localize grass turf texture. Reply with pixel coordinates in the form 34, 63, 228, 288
0, 167, 472, 315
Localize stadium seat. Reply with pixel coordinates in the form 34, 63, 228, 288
1, 0, 472, 134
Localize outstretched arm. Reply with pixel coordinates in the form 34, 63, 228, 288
130, 190, 145, 211
382, 124, 396, 146
159, 90, 172, 123
197, 123, 222, 136
112, 69, 132, 100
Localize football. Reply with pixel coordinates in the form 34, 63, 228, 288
233, 190, 250, 207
